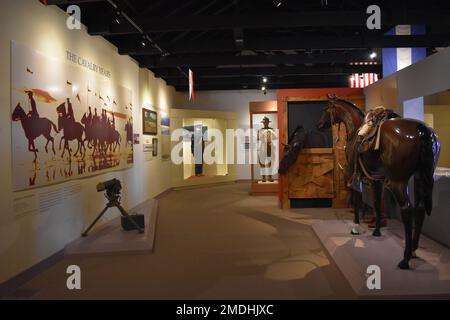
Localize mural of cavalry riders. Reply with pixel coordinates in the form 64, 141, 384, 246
11, 42, 134, 191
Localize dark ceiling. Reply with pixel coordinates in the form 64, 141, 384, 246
47, 0, 450, 91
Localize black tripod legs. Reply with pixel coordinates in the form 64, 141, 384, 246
82, 206, 110, 237
82, 202, 144, 237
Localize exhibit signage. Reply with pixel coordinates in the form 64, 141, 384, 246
11, 42, 134, 191
66, 50, 111, 78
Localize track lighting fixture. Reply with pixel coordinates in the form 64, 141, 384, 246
114, 10, 123, 25
140, 34, 148, 47
262, 77, 268, 83
273, 0, 282, 7
370, 51, 377, 59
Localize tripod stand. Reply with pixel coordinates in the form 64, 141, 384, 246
82, 191, 144, 237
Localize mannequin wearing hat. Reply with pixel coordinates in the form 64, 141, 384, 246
257, 116, 277, 182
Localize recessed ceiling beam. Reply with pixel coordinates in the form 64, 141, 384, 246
154, 65, 382, 78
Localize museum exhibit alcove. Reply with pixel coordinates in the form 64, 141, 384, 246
170, 108, 237, 188
182, 117, 228, 180
249, 101, 279, 195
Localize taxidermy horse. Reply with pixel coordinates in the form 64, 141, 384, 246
279, 125, 330, 175
56, 102, 85, 159
317, 95, 440, 269
12, 103, 58, 161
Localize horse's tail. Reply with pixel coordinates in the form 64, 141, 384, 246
50, 120, 59, 134
417, 124, 440, 215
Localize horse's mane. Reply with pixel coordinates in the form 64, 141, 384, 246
335, 99, 365, 118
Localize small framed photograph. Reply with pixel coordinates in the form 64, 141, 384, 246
152, 138, 158, 157
142, 108, 157, 135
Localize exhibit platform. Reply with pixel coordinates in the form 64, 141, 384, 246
312, 219, 450, 299
65, 199, 158, 256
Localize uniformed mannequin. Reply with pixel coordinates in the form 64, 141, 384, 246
191, 125, 205, 176
257, 116, 277, 182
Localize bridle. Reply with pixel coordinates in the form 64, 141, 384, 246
325, 101, 345, 171
325, 101, 342, 146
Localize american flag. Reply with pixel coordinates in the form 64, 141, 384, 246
349, 73, 379, 88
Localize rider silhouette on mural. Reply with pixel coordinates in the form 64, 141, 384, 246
87, 106, 93, 123
191, 125, 205, 176
25, 90, 39, 119
66, 98, 75, 123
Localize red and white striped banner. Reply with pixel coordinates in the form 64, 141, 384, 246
349, 73, 379, 88
189, 69, 194, 101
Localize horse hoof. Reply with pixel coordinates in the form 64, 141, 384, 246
398, 260, 410, 270
412, 251, 418, 259
372, 229, 381, 237
350, 228, 360, 235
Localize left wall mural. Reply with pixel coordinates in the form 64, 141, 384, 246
11, 42, 134, 191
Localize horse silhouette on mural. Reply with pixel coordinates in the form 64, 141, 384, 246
56, 98, 85, 159
124, 119, 133, 149
81, 108, 122, 156
11, 91, 58, 161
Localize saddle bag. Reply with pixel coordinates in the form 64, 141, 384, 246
121, 214, 145, 231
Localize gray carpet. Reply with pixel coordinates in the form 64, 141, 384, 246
10, 183, 355, 299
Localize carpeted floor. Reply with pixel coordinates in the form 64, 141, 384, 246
9, 183, 356, 299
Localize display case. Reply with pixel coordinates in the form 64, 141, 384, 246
249, 101, 279, 195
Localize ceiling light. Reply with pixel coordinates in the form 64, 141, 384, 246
370, 51, 377, 59
261, 86, 266, 91
114, 10, 123, 25
140, 34, 148, 47
262, 77, 268, 83
273, 0, 282, 7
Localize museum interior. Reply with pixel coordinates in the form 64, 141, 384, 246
0, 0, 450, 301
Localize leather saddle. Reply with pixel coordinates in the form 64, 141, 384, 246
358, 110, 399, 153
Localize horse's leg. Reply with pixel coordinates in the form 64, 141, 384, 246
29, 140, 38, 161
391, 181, 413, 269
351, 191, 361, 235
81, 140, 86, 159
74, 142, 79, 157
66, 140, 72, 160
51, 137, 56, 155
371, 180, 383, 237
61, 138, 66, 158
59, 136, 64, 151
412, 175, 426, 258
45, 139, 49, 153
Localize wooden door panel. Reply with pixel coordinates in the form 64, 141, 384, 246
287, 149, 334, 199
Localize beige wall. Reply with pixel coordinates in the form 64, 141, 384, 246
0, 0, 181, 283
364, 75, 398, 112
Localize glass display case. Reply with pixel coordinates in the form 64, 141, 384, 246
249, 101, 279, 195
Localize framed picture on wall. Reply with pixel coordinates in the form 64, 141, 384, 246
142, 108, 157, 135
152, 138, 158, 157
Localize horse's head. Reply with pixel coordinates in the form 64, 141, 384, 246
12, 103, 26, 121
317, 95, 339, 131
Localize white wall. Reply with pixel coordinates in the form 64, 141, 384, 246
181, 90, 277, 179
0, 0, 181, 284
